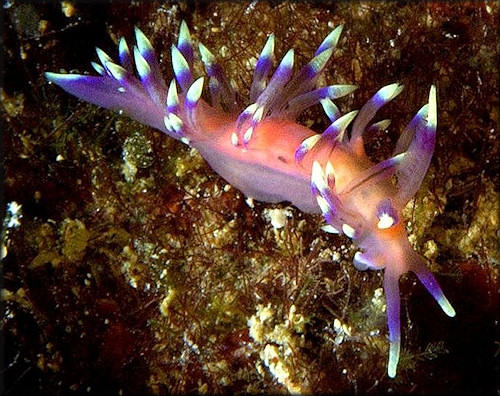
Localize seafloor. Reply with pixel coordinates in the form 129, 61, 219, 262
2, 1, 499, 394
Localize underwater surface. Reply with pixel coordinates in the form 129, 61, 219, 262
2, 1, 499, 394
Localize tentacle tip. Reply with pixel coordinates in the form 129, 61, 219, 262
316, 24, 344, 55
178, 20, 194, 58
257, 33, 275, 63
428, 85, 437, 129
378, 82, 404, 102
185, 77, 204, 108
171, 44, 192, 89
134, 27, 153, 52
388, 341, 401, 378
179, 20, 189, 35
231, 132, 239, 146
439, 296, 456, 317
192, 76, 205, 95
198, 42, 214, 65
332, 109, 359, 131
95, 46, 113, 66
45, 71, 58, 82
133, 47, 151, 79
353, 252, 371, 270
388, 364, 397, 379
105, 61, 127, 81
118, 36, 128, 51
331, 24, 343, 41
349, 84, 359, 93
341, 223, 356, 238
45, 72, 82, 84
282, 48, 295, 69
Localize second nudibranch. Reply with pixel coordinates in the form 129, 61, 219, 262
45, 21, 455, 377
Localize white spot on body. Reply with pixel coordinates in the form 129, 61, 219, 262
377, 212, 395, 229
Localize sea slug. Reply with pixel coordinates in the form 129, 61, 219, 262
45, 21, 455, 378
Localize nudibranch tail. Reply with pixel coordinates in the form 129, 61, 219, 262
46, 29, 170, 137
384, 264, 402, 379
46, 24, 212, 144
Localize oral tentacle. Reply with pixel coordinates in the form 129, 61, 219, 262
384, 266, 403, 378
410, 255, 456, 318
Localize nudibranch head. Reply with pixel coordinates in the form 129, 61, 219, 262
310, 85, 455, 377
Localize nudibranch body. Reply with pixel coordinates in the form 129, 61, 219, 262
45, 21, 455, 378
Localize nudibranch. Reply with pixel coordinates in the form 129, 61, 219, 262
45, 21, 455, 378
